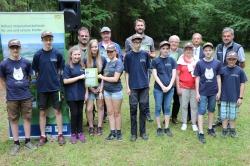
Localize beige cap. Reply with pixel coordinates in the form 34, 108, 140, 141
106, 44, 116, 51
203, 42, 214, 49
100, 26, 111, 33
131, 34, 143, 41
8, 39, 21, 48
159, 41, 170, 48
184, 42, 194, 49
41, 31, 53, 38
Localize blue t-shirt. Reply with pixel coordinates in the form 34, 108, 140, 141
63, 64, 85, 101
124, 50, 150, 89
152, 56, 176, 91
221, 66, 247, 102
0, 58, 32, 100
103, 59, 124, 92
194, 59, 222, 96
32, 48, 65, 93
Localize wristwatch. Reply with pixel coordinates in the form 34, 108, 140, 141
239, 97, 243, 99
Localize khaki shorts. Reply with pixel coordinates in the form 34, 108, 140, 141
6, 98, 32, 121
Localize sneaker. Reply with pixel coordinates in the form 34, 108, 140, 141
164, 128, 173, 137
78, 133, 86, 143
229, 128, 238, 138
116, 132, 123, 141
38, 136, 48, 146
181, 124, 187, 131
89, 127, 95, 136
221, 128, 228, 137
70, 134, 77, 144
213, 120, 222, 128
9, 144, 20, 156
156, 128, 163, 136
140, 133, 149, 140
97, 127, 103, 136
58, 134, 66, 146
207, 128, 216, 137
105, 133, 116, 140
146, 115, 153, 122
198, 133, 206, 144
192, 125, 198, 132
24, 142, 37, 150
130, 135, 137, 142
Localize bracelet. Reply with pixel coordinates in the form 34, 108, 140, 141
239, 97, 243, 99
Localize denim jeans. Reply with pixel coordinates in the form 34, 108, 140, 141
198, 95, 216, 115
154, 88, 174, 117
129, 88, 149, 136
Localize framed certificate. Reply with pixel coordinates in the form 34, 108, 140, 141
85, 68, 98, 87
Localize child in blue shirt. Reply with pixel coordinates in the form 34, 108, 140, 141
194, 42, 222, 144
220, 51, 247, 137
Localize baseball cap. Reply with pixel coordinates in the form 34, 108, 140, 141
203, 42, 214, 49
131, 34, 143, 41
41, 31, 53, 38
184, 42, 194, 49
226, 51, 238, 59
106, 44, 116, 51
159, 41, 170, 48
100, 27, 111, 33
8, 39, 21, 48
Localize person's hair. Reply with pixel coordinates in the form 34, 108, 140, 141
222, 27, 234, 36
192, 33, 202, 39
67, 46, 84, 68
86, 39, 103, 72
134, 18, 146, 27
168, 35, 180, 42
78, 27, 90, 36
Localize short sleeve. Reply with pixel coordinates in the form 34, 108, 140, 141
0, 62, 5, 78
115, 60, 124, 73
150, 38, 155, 52
151, 59, 157, 69
240, 70, 247, 83
124, 54, 129, 72
63, 65, 71, 79
237, 47, 245, 62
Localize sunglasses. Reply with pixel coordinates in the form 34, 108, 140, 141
107, 50, 114, 53
9, 46, 20, 49
227, 58, 237, 61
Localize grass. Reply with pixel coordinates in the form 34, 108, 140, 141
1, 53, 250, 166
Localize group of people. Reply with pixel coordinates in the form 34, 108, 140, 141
0, 18, 247, 156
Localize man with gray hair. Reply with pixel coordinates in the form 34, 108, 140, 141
215, 27, 245, 68
192, 33, 205, 62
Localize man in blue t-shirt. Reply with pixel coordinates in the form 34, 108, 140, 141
220, 51, 247, 137
124, 34, 150, 141
0, 39, 37, 155
32, 31, 65, 146
194, 42, 222, 144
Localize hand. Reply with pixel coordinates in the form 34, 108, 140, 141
216, 92, 221, 101
237, 98, 242, 106
78, 74, 85, 80
127, 87, 131, 96
196, 93, 200, 102
97, 74, 103, 79
162, 86, 170, 93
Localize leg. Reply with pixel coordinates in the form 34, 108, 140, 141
129, 89, 139, 136
96, 98, 104, 127
105, 98, 115, 130
113, 99, 123, 130
77, 101, 84, 133
207, 95, 216, 129
197, 96, 207, 133
171, 87, 180, 122
68, 101, 78, 134
39, 110, 47, 136
139, 88, 149, 135
21, 98, 32, 140
55, 109, 63, 134
190, 89, 198, 125
163, 88, 174, 129
86, 100, 94, 128
153, 88, 163, 129
181, 89, 189, 124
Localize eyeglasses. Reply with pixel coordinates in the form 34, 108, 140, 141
107, 51, 114, 54
227, 58, 237, 61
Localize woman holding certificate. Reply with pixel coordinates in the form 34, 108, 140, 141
98, 44, 124, 140
84, 39, 107, 136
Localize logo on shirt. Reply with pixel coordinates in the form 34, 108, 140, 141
50, 58, 57, 62
140, 58, 146, 63
13, 67, 24, 81
205, 68, 214, 80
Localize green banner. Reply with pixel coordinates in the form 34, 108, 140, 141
0, 12, 71, 138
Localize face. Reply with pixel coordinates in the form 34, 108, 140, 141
107, 50, 116, 60
160, 45, 170, 56
132, 39, 142, 50
192, 34, 202, 46
135, 21, 145, 34
169, 39, 180, 51
203, 47, 214, 59
101, 31, 111, 41
222, 32, 234, 45
9, 46, 21, 58
71, 50, 81, 63
42, 36, 53, 49
78, 30, 90, 45
184, 47, 193, 56
227, 57, 237, 67
90, 41, 98, 56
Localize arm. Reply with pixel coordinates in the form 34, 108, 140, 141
195, 76, 200, 102
98, 72, 122, 83
152, 69, 166, 91
216, 75, 221, 100
237, 83, 245, 106
0, 78, 6, 90
125, 72, 130, 95
63, 74, 85, 84
168, 69, 176, 89
238, 47, 245, 69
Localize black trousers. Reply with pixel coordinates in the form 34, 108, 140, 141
129, 88, 149, 136
68, 100, 84, 134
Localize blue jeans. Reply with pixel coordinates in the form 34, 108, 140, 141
198, 95, 216, 115
153, 88, 174, 117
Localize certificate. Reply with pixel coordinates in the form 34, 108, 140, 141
85, 68, 98, 87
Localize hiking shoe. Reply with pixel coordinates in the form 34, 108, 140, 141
192, 125, 198, 132
198, 133, 206, 144
78, 133, 86, 143
89, 127, 95, 136
24, 142, 37, 150
229, 128, 238, 138
58, 134, 66, 146
70, 134, 77, 144
9, 144, 20, 156
140, 133, 149, 141
97, 127, 103, 136
171, 118, 178, 124
156, 128, 163, 136
213, 120, 222, 128
207, 128, 216, 137
130, 135, 137, 142
146, 115, 153, 122
105, 133, 116, 140
38, 136, 48, 146
116, 132, 123, 141
221, 128, 228, 137
164, 128, 173, 137
181, 124, 187, 131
